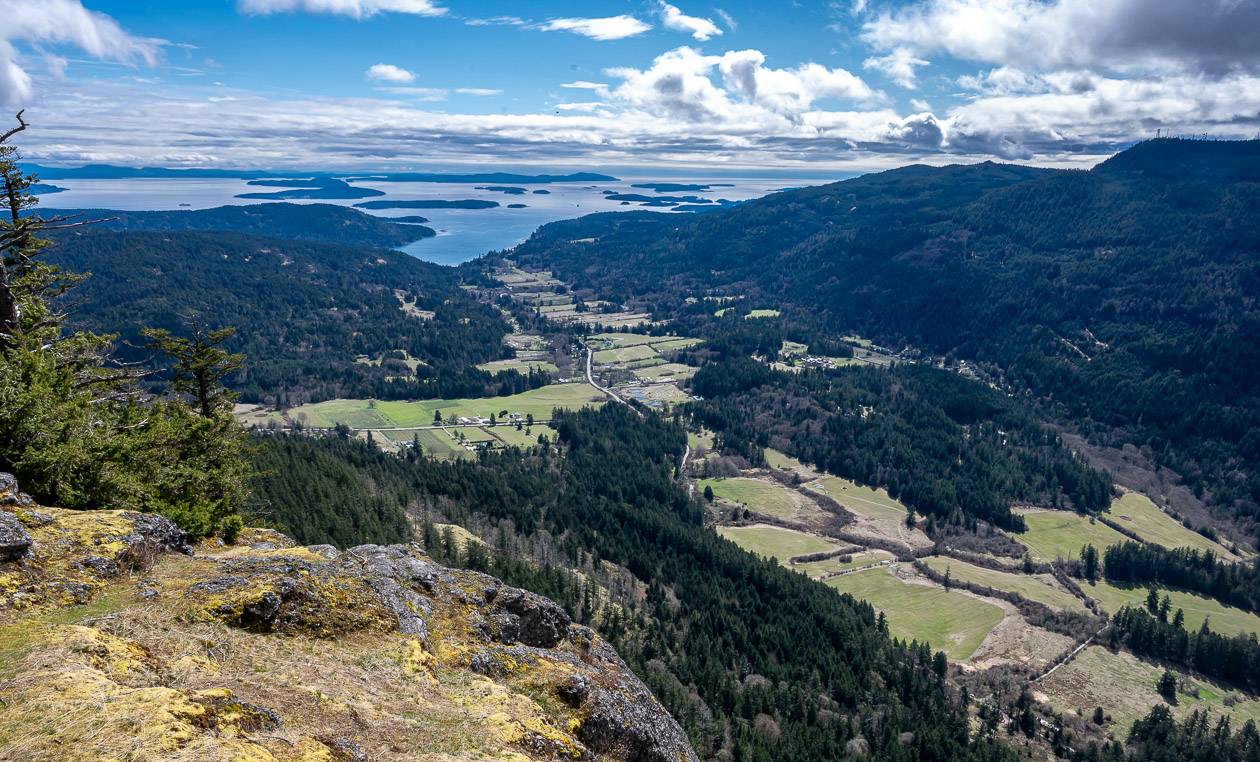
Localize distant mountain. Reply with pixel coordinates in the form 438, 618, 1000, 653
29, 183, 66, 195
23, 163, 618, 183
511, 139, 1260, 536
35, 203, 434, 247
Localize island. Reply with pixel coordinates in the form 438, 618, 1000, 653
475, 186, 527, 195
355, 199, 500, 210
236, 177, 385, 200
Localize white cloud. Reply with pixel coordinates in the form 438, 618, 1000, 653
536, 16, 651, 41
0, 0, 160, 106
861, 0, 1260, 78
863, 48, 928, 89
365, 63, 414, 83
607, 46, 873, 125
555, 102, 607, 113
715, 9, 737, 32
237, 0, 446, 18
658, 2, 723, 41
455, 87, 502, 96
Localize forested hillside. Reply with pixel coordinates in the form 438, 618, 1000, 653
511, 139, 1260, 539
249, 409, 1020, 762
40, 202, 434, 247
47, 229, 514, 404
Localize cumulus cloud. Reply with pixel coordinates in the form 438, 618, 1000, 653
658, 3, 723, 41
861, 0, 1260, 78
607, 46, 874, 124
863, 48, 928, 88
237, 0, 446, 18
536, 16, 652, 41
365, 63, 414, 83
0, 0, 160, 106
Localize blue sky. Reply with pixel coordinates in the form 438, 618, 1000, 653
3, 0, 1259, 171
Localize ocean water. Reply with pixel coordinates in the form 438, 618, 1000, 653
35, 174, 819, 265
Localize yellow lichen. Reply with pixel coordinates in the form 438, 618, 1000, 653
400, 637, 437, 683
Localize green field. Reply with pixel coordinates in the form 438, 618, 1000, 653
1086, 581, 1260, 637
593, 344, 657, 364
1014, 510, 1129, 561
269, 383, 604, 429
826, 567, 1005, 661
632, 363, 697, 382
793, 549, 894, 577
700, 477, 804, 519
381, 424, 557, 459
745, 309, 781, 319
807, 476, 909, 528
586, 332, 662, 347
765, 448, 810, 473
687, 429, 716, 452
921, 556, 1087, 612
718, 524, 837, 562
475, 358, 560, 375
1108, 492, 1235, 557
650, 338, 702, 351
1040, 645, 1260, 731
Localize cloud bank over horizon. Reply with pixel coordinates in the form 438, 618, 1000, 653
3, 0, 1260, 172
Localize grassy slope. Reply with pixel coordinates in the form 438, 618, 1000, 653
826, 567, 1005, 661
1014, 510, 1129, 561
921, 556, 1087, 612
1108, 492, 1237, 557
717, 525, 837, 561
1086, 581, 1260, 637
700, 477, 804, 519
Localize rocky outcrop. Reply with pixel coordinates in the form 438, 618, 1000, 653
0, 473, 698, 762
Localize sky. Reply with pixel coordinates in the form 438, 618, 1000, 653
2, 0, 1259, 173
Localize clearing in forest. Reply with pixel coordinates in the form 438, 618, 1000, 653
825, 567, 1005, 661
1108, 491, 1238, 559
920, 556, 1087, 612
1085, 581, 1260, 637
1014, 510, 1129, 561
806, 476, 932, 549
700, 477, 811, 520
476, 358, 560, 375
1038, 645, 1260, 732
717, 524, 838, 562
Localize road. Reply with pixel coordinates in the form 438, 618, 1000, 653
584, 345, 642, 416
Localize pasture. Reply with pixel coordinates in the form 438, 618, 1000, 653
793, 549, 894, 578
1086, 581, 1260, 637
1108, 491, 1236, 558
593, 344, 657, 364
808, 477, 908, 527
476, 358, 560, 375
826, 567, 1005, 661
1014, 510, 1129, 561
264, 383, 604, 429
921, 556, 1086, 612
1039, 646, 1260, 732
745, 309, 781, 319
633, 363, 696, 382
717, 524, 838, 562
700, 477, 808, 519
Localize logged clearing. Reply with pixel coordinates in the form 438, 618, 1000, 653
717, 524, 838, 562
700, 477, 808, 519
261, 383, 604, 429
1108, 491, 1238, 558
826, 567, 1005, 661
793, 549, 894, 578
1014, 510, 1129, 561
1086, 581, 1260, 637
1039, 645, 1260, 732
921, 556, 1087, 612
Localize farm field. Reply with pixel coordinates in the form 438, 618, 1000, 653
1039, 645, 1260, 732
620, 383, 691, 408
633, 363, 696, 382
1014, 510, 1129, 561
793, 549, 894, 578
1086, 581, 1260, 637
258, 383, 604, 429
921, 556, 1087, 612
650, 338, 702, 351
475, 358, 559, 375
380, 424, 557, 458
717, 524, 838, 562
593, 344, 656, 364
1108, 491, 1237, 558
764, 448, 811, 473
746, 309, 781, 319
807, 477, 907, 526
585, 332, 663, 347
700, 477, 807, 519
826, 567, 1005, 661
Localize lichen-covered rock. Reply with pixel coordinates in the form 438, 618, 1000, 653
0, 511, 32, 560
0, 491, 700, 762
